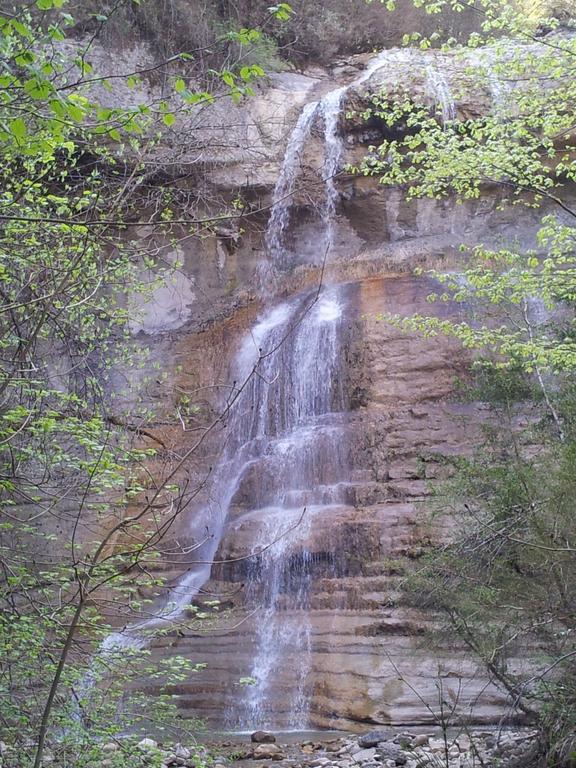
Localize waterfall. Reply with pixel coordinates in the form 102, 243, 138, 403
265, 101, 319, 269
486, 62, 511, 118
426, 64, 456, 124
263, 52, 390, 272
322, 88, 346, 256
231, 287, 348, 729
88, 49, 392, 731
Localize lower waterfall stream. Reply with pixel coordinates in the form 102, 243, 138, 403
227, 287, 350, 729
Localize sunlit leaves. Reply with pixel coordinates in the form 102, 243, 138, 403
268, 3, 293, 21
36, 0, 65, 8
358, 10, 576, 373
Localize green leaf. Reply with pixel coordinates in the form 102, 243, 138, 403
162, 112, 176, 127
9, 118, 27, 140
24, 78, 53, 99
268, 3, 293, 20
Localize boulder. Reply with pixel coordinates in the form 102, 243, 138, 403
163, 755, 186, 767
137, 738, 158, 751
253, 743, 285, 761
358, 731, 393, 749
456, 735, 471, 752
377, 743, 407, 766
252, 731, 277, 744
354, 748, 377, 763
392, 734, 413, 749
428, 738, 446, 753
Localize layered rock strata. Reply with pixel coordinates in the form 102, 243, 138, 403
99, 44, 571, 728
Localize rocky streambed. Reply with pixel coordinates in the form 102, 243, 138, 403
69, 728, 541, 768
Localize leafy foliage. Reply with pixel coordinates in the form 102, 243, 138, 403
359, 0, 576, 761
0, 2, 284, 766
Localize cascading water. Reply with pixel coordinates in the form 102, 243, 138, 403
426, 64, 456, 124
263, 52, 389, 269
265, 101, 320, 269
230, 287, 349, 729
321, 88, 346, 255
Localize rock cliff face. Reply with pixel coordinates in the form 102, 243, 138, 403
110, 45, 567, 729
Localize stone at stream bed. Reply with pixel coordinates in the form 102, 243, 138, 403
392, 734, 413, 749
253, 743, 285, 761
358, 730, 394, 749
252, 731, 277, 744
353, 747, 378, 762
428, 738, 447, 753
376, 743, 407, 766
455, 735, 471, 751
137, 738, 158, 751
163, 755, 187, 767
